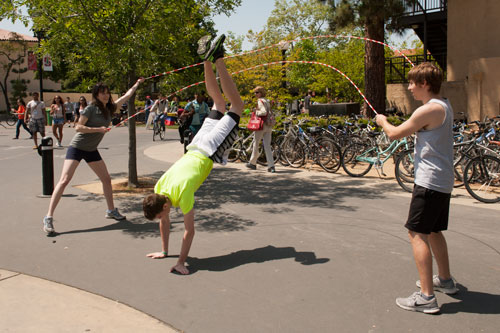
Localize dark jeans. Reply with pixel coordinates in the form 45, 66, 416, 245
178, 118, 192, 143
16, 119, 32, 138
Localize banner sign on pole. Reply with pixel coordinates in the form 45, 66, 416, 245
42, 54, 53, 71
28, 51, 37, 71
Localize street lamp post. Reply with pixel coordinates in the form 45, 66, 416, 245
278, 40, 290, 89
33, 30, 45, 101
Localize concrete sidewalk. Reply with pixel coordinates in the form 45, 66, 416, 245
0, 269, 177, 332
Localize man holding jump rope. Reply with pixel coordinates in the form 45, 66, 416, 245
376, 62, 457, 314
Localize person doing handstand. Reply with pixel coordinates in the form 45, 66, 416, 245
142, 35, 242, 275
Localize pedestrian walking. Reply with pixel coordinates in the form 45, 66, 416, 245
64, 97, 74, 126
246, 86, 276, 173
73, 96, 86, 128
11, 98, 32, 140
25, 92, 47, 149
50, 95, 66, 147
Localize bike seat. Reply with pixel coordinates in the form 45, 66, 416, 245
368, 131, 381, 137
308, 126, 322, 134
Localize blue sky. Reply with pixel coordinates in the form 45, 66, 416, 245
1, 1, 415, 50
0, 0, 276, 49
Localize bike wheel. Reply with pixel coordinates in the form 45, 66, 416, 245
316, 138, 341, 173
341, 142, 374, 177
283, 139, 305, 168
463, 155, 500, 203
395, 149, 415, 193
227, 139, 241, 163
239, 135, 254, 162
152, 123, 159, 141
7, 116, 17, 126
453, 145, 468, 187
277, 135, 291, 166
159, 125, 165, 140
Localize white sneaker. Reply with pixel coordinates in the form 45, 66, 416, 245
43, 216, 55, 235
396, 291, 440, 314
105, 208, 126, 220
416, 275, 458, 295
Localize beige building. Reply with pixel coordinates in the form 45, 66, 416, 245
0, 29, 61, 111
387, 0, 500, 121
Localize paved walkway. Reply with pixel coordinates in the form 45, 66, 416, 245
0, 269, 176, 332
1, 127, 499, 332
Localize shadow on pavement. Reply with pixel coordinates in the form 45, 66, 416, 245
440, 284, 500, 315
72, 166, 396, 238
186, 245, 330, 274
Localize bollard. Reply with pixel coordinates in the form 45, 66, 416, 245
40, 136, 54, 197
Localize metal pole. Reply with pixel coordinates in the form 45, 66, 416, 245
39, 136, 54, 197
36, 33, 44, 101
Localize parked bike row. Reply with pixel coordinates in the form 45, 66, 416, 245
226, 114, 500, 204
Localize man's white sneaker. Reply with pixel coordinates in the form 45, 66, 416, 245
416, 275, 458, 295
105, 208, 126, 220
396, 291, 440, 314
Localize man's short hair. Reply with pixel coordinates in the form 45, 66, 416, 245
408, 62, 443, 94
143, 193, 168, 220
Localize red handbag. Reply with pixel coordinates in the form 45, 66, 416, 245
246, 111, 264, 131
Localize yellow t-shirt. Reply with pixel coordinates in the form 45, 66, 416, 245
154, 151, 213, 214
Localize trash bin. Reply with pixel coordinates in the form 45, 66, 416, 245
45, 108, 52, 126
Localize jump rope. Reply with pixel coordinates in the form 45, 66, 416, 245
111, 34, 416, 129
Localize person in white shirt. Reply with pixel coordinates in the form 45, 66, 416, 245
25, 92, 47, 149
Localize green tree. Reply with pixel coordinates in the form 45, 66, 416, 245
0, 32, 29, 113
8, 0, 240, 186
10, 67, 30, 106
330, 0, 412, 116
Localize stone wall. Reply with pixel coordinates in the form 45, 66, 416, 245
386, 81, 467, 119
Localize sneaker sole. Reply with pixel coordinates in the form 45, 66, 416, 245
105, 215, 126, 220
197, 35, 212, 55
43, 227, 55, 235
396, 301, 440, 314
205, 35, 225, 62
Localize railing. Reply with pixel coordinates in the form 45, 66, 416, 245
403, 0, 447, 15
385, 53, 447, 84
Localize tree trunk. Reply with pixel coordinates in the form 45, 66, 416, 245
1, 64, 13, 113
127, 71, 139, 187
364, 19, 385, 118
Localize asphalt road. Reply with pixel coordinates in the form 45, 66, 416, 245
1, 125, 499, 332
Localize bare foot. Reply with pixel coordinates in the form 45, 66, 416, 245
170, 263, 189, 275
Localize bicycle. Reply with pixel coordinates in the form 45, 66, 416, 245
152, 115, 166, 141
396, 118, 500, 196
0, 111, 18, 127
281, 120, 341, 173
341, 132, 413, 179
228, 128, 269, 165
462, 152, 500, 203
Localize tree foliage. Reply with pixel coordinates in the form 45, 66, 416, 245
225, 0, 365, 110
5, 0, 241, 185
0, 33, 29, 112
330, 0, 414, 116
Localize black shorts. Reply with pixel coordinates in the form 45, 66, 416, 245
66, 146, 102, 163
405, 184, 451, 234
